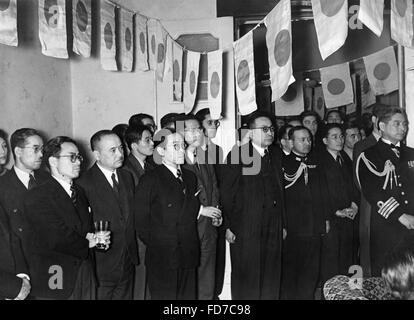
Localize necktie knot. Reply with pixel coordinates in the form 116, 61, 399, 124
390, 144, 400, 157
70, 184, 77, 205
177, 168, 182, 180
111, 173, 120, 195
28, 174, 37, 190
336, 155, 343, 166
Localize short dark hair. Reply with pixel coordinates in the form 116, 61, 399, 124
195, 108, 211, 123
277, 124, 293, 141
128, 113, 154, 129
372, 103, 389, 118
322, 123, 343, 138
112, 124, 129, 141
0, 129, 7, 143
300, 110, 320, 123
325, 109, 344, 122
125, 125, 152, 150
90, 130, 117, 151
378, 106, 406, 130
10, 128, 42, 160
160, 113, 180, 129
247, 110, 273, 129
43, 136, 77, 169
184, 114, 201, 127
288, 125, 312, 140
343, 120, 360, 132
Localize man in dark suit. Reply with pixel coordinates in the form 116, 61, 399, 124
78, 130, 139, 300
135, 132, 202, 300
0, 128, 49, 240
0, 204, 31, 300
353, 103, 388, 277
357, 107, 414, 276
221, 111, 286, 300
181, 115, 222, 300
23, 136, 107, 299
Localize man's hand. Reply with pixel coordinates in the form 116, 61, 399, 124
200, 206, 222, 219
86, 232, 111, 250
398, 214, 414, 229
226, 228, 236, 244
15, 278, 31, 300
283, 228, 287, 240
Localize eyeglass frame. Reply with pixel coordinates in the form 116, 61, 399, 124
205, 120, 221, 128
21, 145, 44, 154
252, 126, 275, 134
56, 154, 84, 163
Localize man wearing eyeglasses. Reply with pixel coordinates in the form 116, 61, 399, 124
78, 130, 139, 300
22, 136, 107, 299
135, 132, 201, 299
0, 128, 49, 250
220, 110, 286, 300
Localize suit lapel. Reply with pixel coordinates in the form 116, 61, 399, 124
91, 163, 122, 209
10, 168, 29, 193
128, 154, 145, 177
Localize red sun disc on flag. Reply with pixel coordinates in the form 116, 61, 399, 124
373, 62, 391, 81
281, 85, 297, 102
44, 0, 59, 28
189, 71, 196, 94
237, 60, 250, 91
210, 72, 221, 98
125, 27, 132, 51
320, 0, 345, 17
274, 29, 291, 67
104, 23, 113, 49
396, 0, 408, 17
139, 32, 146, 54
173, 60, 181, 82
157, 43, 165, 63
0, 0, 10, 11
76, 1, 88, 32
327, 78, 346, 95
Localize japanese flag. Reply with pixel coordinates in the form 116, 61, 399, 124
0, 0, 17, 46
363, 46, 399, 95
357, 69, 376, 110
345, 74, 357, 115
172, 41, 183, 102
156, 26, 168, 81
147, 19, 158, 71
207, 50, 223, 120
100, 0, 117, 71
120, 9, 134, 72
39, 0, 68, 58
183, 50, 201, 114
275, 79, 304, 117
134, 14, 149, 72
391, 0, 413, 47
72, 0, 91, 57
320, 62, 354, 109
358, 0, 384, 37
311, 0, 348, 60
313, 86, 326, 119
233, 32, 257, 116
265, 0, 294, 102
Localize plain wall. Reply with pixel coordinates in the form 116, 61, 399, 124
0, 0, 72, 167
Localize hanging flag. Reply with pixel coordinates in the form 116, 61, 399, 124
207, 50, 223, 120
345, 74, 357, 115
183, 50, 201, 114
172, 40, 183, 102
0, 0, 17, 46
363, 47, 399, 95
100, 0, 116, 71
320, 62, 354, 109
135, 14, 149, 71
73, 0, 91, 57
275, 79, 304, 117
38, 0, 68, 58
156, 26, 168, 81
357, 69, 376, 110
164, 35, 173, 78
311, 0, 348, 60
121, 9, 134, 72
147, 19, 158, 71
303, 86, 313, 111
265, 0, 294, 102
233, 32, 257, 116
391, 0, 413, 47
358, 0, 384, 37
312, 86, 326, 119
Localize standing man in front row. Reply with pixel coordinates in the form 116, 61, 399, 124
78, 131, 139, 300
357, 107, 414, 276
135, 132, 201, 300
221, 111, 286, 300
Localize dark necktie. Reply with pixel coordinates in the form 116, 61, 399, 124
176, 168, 183, 183
70, 184, 77, 206
391, 144, 400, 158
143, 161, 148, 172
28, 174, 37, 190
111, 173, 120, 196
336, 155, 343, 166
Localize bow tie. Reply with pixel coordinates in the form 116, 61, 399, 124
390, 144, 400, 158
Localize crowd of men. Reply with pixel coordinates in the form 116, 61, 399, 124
1, 103, 414, 300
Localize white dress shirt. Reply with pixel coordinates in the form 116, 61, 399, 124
97, 163, 118, 187
13, 166, 32, 189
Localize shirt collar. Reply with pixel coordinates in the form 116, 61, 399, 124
96, 163, 118, 187
381, 138, 400, 148
252, 142, 267, 157
163, 162, 181, 179
52, 175, 72, 197
132, 153, 146, 170
373, 131, 381, 141
291, 151, 307, 162
327, 149, 340, 160
13, 166, 32, 189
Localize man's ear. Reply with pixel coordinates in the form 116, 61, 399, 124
289, 139, 294, 149
323, 137, 328, 146
156, 146, 165, 157
49, 157, 58, 170
130, 142, 138, 152
92, 150, 100, 161
378, 121, 386, 133
14, 147, 22, 159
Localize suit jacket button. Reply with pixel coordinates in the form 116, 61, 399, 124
168, 204, 172, 208
273, 201, 277, 206
13, 209, 18, 213
18, 228, 23, 232
405, 200, 409, 204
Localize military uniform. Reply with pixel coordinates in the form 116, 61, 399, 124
357, 139, 414, 276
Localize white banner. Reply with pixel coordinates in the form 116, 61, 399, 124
121, 9, 134, 72
391, 0, 413, 47
320, 62, 354, 109
39, 0, 68, 58
100, 0, 117, 71
135, 14, 149, 71
156, 26, 168, 81
73, 0, 91, 57
207, 50, 223, 120
233, 32, 257, 116
358, 0, 384, 37
363, 46, 399, 95
265, 0, 294, 102
172, 41, 183, 102
0, 0, 17, 46
275, 79, 304, 117
311, 0, 348, 60
147, 19, 158, 71
183, 50, 201, 114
